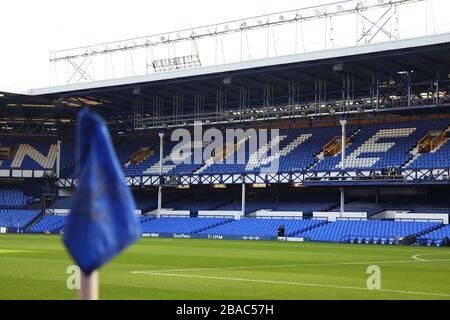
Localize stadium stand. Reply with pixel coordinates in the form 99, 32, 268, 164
134, 195, 158, 212
216, 199, 277, 213
50, 197, 73, 209
213, 192, 338, 214
164, 199, 231, 212
197, 126, 344, 175
59, 140, 76, 178
408, 139, 450, 169
0, 139, 57, 170
28, 215, 66, 233
53, 118, 450, 177
3, 8, 450, 253
0, 187, 34, 209
313, 120, 450, 172
341, 195, 450, 215
50, 193, 161, 212
328, 201, 387, 216
417, 225, 450, 246
1, 118, 436, 178
0, 210, 40, 228
27, 214, 155, 234
140, 217, 232, 234
297, 220, 441, 244
198, 218, 326, 237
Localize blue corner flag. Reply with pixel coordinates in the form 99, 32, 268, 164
63, 108, 141, 275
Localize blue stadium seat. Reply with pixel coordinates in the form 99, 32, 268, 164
296, 220, 440, 243
198, 218, 326, 237
28, 215, 66, 233
0, 210, 40, 228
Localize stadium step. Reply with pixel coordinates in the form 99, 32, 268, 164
192, 218, 234, 234
403, 124, 450, 168
289, 220, 328, 237
194, 136, 249, 174
413, 223, 448, 245
308, 128, 361, 171
24, 210, 46, 232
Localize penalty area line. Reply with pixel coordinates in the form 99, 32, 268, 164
131, 271, 450, 298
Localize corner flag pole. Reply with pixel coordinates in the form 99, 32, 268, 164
63, 108, 140, 301
80, 270, 99, 300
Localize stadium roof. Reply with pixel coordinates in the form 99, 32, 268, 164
2, 32, 450, 133
15, 32, 450, 96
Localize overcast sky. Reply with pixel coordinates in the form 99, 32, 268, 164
0, 0, 447, 90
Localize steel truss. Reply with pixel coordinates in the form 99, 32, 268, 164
134, 76, 450, 129
49, 0, 428, 85
55, 168, 450, 188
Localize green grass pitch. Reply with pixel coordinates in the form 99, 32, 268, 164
0, 234, 449, 300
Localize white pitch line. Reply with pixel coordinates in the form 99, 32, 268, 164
132, 271, 450, 298
412, 254, 429, 262
411, 253, 447, 262
131, 257, 450, 274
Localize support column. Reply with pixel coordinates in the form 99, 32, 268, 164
340, 119, 347, 171
339, 119, 347, 216
241, 179, 246, 218
340, 187, 345, 217
375, 187, 380, 204
157, 133, 164, 218
435, 74, 440, 105
407, 72, 411, 107
56, 140, 61, 179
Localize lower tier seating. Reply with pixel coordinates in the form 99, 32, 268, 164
28, 215, 66, 233
17, 213, 449, 248
140, 217, 232, 234
417, 225, 450, 246
0, 210, 40, 228
297, 220, 440, 244
198, 218, 326, 237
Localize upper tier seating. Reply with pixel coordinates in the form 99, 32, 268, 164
0, 139, 57, 170
113, 119, 450, 176
6, 118, 449, 177
297, 220, 440, 243
408, 139, 450, 169
313, 120, 450, 171
197, 127, 345, 175
0, 187, 34, 209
